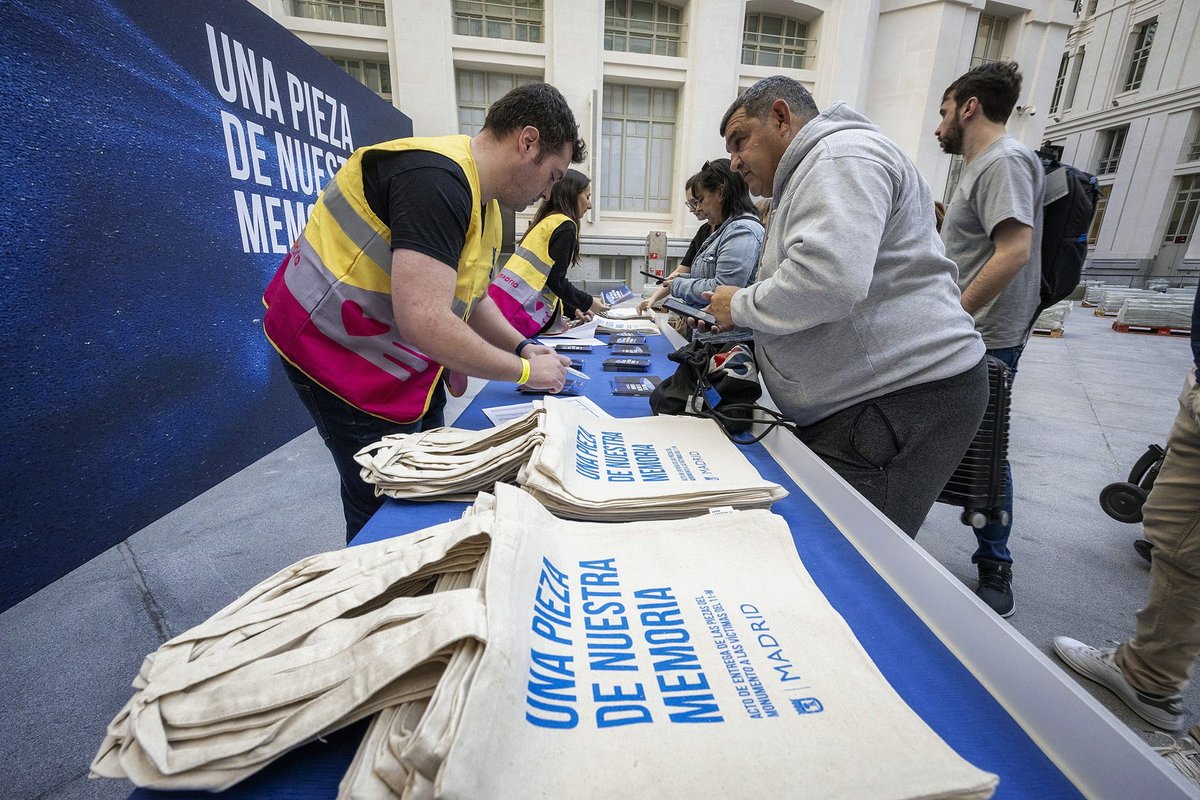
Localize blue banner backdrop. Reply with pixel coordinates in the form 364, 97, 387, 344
0, 0, 413, 611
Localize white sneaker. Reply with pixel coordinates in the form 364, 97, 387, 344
1053, 636, 1183, 731
1148, 732, 1200, 787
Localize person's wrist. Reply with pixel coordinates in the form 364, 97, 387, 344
515, 338, 536, 356
516, 357, 531, 385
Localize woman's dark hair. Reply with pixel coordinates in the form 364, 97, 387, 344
695, 158, 757, 223
528, 168, 590, 265
684, 171, 702, 195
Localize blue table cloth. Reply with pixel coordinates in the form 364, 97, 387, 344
133, 328, 1079, 799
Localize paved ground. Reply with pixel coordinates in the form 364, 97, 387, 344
0, 304, 1194, 799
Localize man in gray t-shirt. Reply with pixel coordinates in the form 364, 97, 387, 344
935, 61, 1045, 619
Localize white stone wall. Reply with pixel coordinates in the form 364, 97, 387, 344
1043, 0, 1200, 284
257, 0, 1075, 286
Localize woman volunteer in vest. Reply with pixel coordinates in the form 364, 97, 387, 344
488, 169, 608, 336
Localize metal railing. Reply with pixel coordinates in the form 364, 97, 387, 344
292, 0, 385, 26
604, 15, 686, 58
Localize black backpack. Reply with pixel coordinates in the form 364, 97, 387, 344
1036, 157, 1100, 316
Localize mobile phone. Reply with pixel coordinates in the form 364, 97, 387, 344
638, 269, 665, 284
662, 296, 717, 326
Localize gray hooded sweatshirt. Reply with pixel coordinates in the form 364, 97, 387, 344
730, 102, 984, 426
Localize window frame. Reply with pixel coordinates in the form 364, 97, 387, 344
599, 83, 678, 214
1096, 126, 1129, 176
742, 13, 813, 70
604, 0, 686, 58
455, 69, 541, 136
1123, 19, 1157, 93
452, 0, 544, 43
328, 56, 392, 101
292, 0, 386, 26
970, 14, 1008, 68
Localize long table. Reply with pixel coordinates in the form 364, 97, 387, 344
132, 322, 1196, 799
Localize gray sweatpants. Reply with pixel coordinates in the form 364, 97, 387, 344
794, 357, 989, 537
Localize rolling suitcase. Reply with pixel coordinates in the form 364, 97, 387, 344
937, 356, 1012, 529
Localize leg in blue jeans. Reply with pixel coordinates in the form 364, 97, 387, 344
974, 344, 1025, 565
280, 358, 446, 543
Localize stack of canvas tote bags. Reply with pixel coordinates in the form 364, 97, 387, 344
518, 396, 787, 519
354, 408, 543, 501
95, 485, 999, 799
90, 507, 492, 792
356, 397, 787, 518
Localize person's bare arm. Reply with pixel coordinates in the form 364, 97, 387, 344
391, 250, 566, 389
959, 219, 1034, 315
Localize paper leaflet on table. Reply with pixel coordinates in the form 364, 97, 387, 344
482, 396, 609, 427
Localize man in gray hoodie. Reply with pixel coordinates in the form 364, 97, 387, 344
701, 75, 988, 542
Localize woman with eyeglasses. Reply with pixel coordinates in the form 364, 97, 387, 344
636, 173, 711, 315
641, 160, 764, 344
488, 169, 609, 337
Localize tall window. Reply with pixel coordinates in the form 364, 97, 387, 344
1089, 185, 1112, 245
329, 57, 391, 101
1188, 114, 1200, 162
1064, 47, 1086, 110
292, 0, 385, 26
742, 13, 813, 70
1164, 175, 1200, 243
605, 1, 685, 57
1049, 53, 1070, 115
453, 0, 544, 43
1096, 126, 1129, 175
456, 71, 539, 135
601, 84, 677, 213
1124, 19, 1157, 92
599, 256, 631, 282
970, 14, 1007, 67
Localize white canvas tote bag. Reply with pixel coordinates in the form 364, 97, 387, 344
434, 484, 997, 800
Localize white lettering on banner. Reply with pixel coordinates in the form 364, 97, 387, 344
205, 23, 357, 253
220, 111, 251, 181
234, 191, 293, 255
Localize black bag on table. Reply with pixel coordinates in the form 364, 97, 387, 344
648, 339, 761, 434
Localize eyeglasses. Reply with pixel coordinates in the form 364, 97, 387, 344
685, 198, 701, 210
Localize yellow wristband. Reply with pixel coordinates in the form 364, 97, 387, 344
517, 357, 531, 386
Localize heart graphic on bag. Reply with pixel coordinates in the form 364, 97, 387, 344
341, 301, 390, 337
534, 300, 545, 311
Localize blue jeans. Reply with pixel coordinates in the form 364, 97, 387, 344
281, 358, 446, 543
973, 344, 1025, 565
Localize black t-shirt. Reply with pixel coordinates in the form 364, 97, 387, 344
361, 149, 475, 269
680, 223, 713, 269
543, 221, 592, 318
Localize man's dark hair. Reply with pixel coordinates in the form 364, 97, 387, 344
720, 75, 819, 136
482, 82, 587, 163
944, 61, 1023, 124
695, 158, 758, 222
528, 168, 590, 265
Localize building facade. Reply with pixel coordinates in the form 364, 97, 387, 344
250, 0, 1073, 291
1042, 0, 1200, 287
